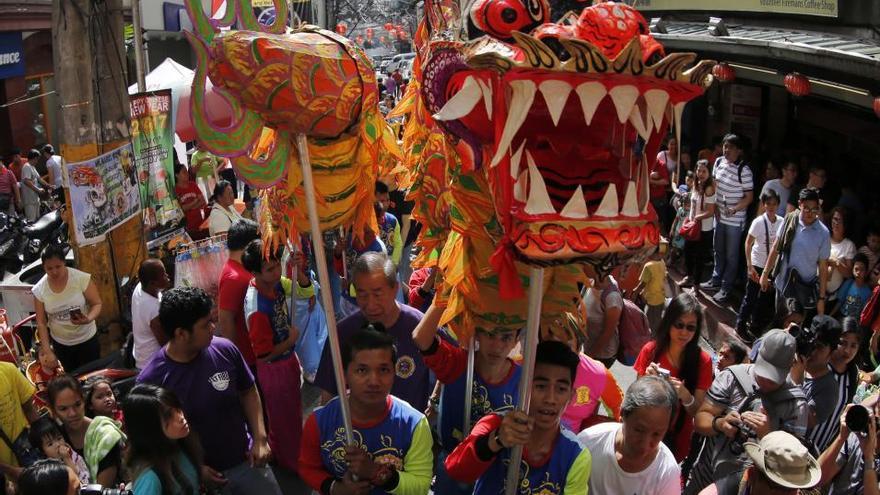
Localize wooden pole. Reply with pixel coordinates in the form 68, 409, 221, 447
296, 133, 355, 445
505, 267, 544, 495
53, 0, 145, 326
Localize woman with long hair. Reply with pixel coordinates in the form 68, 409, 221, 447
826, 206, 856, 306
46, 375, 125, 486
16, 459, 80, 495
633, 293, 712, 461
123, 384, 202, 495
809, 317, 860, 453
680, 159, 715, 291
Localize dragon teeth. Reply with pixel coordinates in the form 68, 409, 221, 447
539, 80, 572, 127
640, 152, 650, 214
433, 75, 482, 122
594, 183, 619, 218
608, 85, 639, 124
575, 82, 607, 126
524, 151, 555, 215
628, 105, 651, 142
490, 80, 536, 168
514, 169, 528, 202
644, 89, 670, 130
510, 140, 526, 179
478, 79, 493, 120
560, 185, 589, 219
621, 180, 640, 217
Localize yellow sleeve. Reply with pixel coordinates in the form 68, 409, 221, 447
639, 263, 652, 285
6, 363, 35, 405
564, 448, 592, 494
390, 417, 434, 495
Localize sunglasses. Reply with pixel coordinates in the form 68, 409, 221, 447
672, 321, 698, 332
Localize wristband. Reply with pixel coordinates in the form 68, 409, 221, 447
682, 395, 695, 408
712, 415, 723, 434
493, 428, 507, 449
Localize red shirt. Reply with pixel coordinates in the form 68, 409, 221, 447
174, 180, 206, 233
650, 156, 671, 199
633, 340, 712, 462
218, 259, 257, 365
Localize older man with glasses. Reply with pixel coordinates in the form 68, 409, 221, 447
761, 187, 831, 326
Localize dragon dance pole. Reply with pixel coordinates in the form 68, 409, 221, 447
505, 267, 545, 495
296, 133, 355, 445
463, 337, 475, 436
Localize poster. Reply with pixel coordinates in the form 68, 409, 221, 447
66, 144, 142, 246
631, 0, 837, 17
129, 90, 183, 228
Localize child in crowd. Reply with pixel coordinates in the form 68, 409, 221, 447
28, 416, 90, 486
375, 181, 402, 266
83, 376, 123, 423
834, 253, 872, 318
631, 241, 668, 331
242, 239, 309, 474
28, 342, 64, 394
858, 226, 880, 286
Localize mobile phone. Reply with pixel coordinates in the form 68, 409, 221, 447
69, 308, 84, 320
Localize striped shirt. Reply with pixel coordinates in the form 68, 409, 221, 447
808, 365, 856, 453
712, 157, 753, 227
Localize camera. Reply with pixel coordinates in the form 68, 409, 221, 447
728, 423, 756, 455
789, 324, 818, 357
845, 405, 880, 436
80, 485, 132, 495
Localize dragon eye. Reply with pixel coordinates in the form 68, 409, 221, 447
471, 0, 550, 40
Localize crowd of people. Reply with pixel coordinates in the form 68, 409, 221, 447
4, 118, 880, 495
0, 146, 63, 222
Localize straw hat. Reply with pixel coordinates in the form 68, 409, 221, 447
743, 431, 821, 489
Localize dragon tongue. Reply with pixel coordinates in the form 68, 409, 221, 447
490, 80, 537, 168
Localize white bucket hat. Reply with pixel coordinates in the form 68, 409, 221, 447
743, 431, 821, 489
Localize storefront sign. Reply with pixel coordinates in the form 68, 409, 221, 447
632, 0, 838, 18
129, 89, 183, 229
0, 32, 25, 80
729, 84, 762, 151
66, 144, 143, 246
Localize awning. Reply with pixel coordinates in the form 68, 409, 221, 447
654, 21, 880, 95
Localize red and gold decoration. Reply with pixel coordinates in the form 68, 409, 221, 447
712, 62, 736, 83
784, 72, 811, 97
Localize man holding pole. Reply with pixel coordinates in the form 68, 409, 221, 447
412, 302, 523, 495
314, 252, 431, 410
443, 340, 591, 494
299, 326, 434, 495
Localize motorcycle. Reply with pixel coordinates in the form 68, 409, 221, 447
0, 208, 69, 276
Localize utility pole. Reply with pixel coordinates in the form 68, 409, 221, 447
52, 0, 146, 326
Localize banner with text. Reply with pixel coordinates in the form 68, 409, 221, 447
631, 0, 837, 17
129, 90, 183, 228
67, 144, 142, 246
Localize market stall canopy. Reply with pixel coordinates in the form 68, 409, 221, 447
127, 57, 233, 142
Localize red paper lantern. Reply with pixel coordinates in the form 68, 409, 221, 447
873, 96, 880, 119
784, 72, 811, 97
366, 27, 374, 39
712, 62, 736, 83
384, 22, 393, 31
335, 23, 347, 35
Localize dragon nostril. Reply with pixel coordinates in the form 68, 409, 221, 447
535, 139, 551, 151
501, 7, 518, 23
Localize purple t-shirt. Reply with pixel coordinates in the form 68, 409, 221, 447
314, 304, 430, 410
137, 336, 255, 471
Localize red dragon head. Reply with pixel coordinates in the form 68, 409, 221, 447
421, 1, 713, 271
